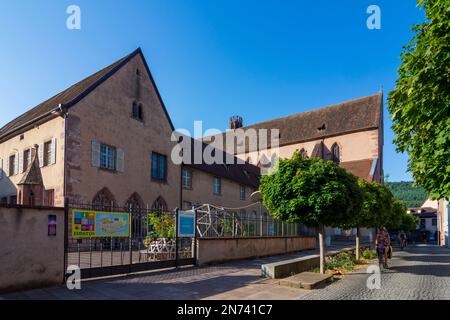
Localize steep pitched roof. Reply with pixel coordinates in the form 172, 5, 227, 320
18, 153, 43, 185
210, 93, 382, 153
0, 48, 174, 142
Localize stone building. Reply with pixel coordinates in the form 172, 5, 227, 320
0, 48, 384, 240
0, 48, 260, 214
207, 92, 384, 238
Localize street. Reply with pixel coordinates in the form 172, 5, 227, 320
1, 244, 448, 300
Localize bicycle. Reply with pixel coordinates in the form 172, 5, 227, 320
400, 238, 407, 250
377, 245, 387, 271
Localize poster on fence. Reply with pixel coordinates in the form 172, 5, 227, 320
72, 210, 131, 238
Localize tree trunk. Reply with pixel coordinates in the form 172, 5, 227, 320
356, 227, 360, 261
319, 224, 325, 274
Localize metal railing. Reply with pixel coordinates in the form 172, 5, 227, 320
195, 207, 316, 238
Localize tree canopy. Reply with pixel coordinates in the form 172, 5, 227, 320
260, 152, 363, 227
388, 0, 450, 199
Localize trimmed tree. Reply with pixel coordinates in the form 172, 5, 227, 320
388, 0, 450, 199
260, 152, 363, 274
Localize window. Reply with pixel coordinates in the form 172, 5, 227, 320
182, 168, 192, 189
331, 143, 340, 164
299, 148, 307, 158
43, 141, 52, 166
213, 177, 221, 195
100, 144, 116, 170
240, 185, 246, 201
9, 154, 16, 176
432, 218, 437, 226
23, 149, 31, 171
152, 196, 168, 213
0, 197, 7, 204
152, 152, 167, 181
45, 189, 55, 207
132, 102, 143, 121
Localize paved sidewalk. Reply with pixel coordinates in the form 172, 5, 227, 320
301, 244, 450, 300
0, 243, 356, 300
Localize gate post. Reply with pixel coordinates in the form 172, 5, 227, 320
63, 197, 69, 284
129, 207, 133, 273
175, 208, 179, 268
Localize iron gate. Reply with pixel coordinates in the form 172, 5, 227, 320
64, 201, 196, 279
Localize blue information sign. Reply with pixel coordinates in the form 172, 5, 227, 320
178, 210, 196, 237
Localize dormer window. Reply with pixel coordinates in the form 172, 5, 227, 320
318, 124, 326, 132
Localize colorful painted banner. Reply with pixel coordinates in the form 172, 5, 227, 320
72, 210, 130, 238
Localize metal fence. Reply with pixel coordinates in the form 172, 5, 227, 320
195, 206, 317, 238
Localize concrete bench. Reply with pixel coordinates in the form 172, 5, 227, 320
261, 245, 370, 279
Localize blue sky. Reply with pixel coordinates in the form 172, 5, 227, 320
0, 0, 424, 181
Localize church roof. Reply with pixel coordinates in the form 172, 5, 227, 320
0, 48, 174, 142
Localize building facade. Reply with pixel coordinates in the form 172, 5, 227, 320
0, 48, 384, 238
0, 49, 259, 214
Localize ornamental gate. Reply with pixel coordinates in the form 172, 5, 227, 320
64, 201, 196, 279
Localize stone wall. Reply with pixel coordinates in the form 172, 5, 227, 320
0, 205, 65, 293
196, 236, 316, 265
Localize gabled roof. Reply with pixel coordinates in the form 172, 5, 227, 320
209, 93, 383, 153
0, 48, 174, 142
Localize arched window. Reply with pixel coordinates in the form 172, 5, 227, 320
92, 187, 117, 210
125, 192, 144, 212
152, 196, 168, 213
299, 148, 307, 158
331, 143, 340, 164
126, 193, 145, 240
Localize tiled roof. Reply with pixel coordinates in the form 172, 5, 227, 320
339, 159, 375, 181
210, 93, 382, 152
0, 48, 174, 142
182, 136, 260, 188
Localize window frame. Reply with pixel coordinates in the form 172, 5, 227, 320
23, 148, 31, 171
213, 176, 221, 195
99, 143, 117, 171
331, 143, 340, 164
9, 154, 16, 176
182, 168, 193, 189
240, 185, 246, 201
151, 152, 167, 182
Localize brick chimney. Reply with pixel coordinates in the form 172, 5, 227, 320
229, 116, 243, 130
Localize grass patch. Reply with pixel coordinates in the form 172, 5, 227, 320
360, 249, 377, 260
311, 251, 357, 275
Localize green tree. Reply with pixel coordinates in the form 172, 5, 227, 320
260, 152, 363, 273
385, 181, 428, 208
388, 0, 450, 199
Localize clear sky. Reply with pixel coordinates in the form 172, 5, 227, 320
0, 0, 424, 181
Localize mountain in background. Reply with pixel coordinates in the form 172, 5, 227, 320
385, 181, 428, 208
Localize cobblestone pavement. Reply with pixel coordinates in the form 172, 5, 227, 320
301, 244, 450, 300
1, 243, 447, 300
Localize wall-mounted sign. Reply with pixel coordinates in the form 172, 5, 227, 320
72, 210, 130, 238
48, 215, 57, 236
178, 210, 196, 237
